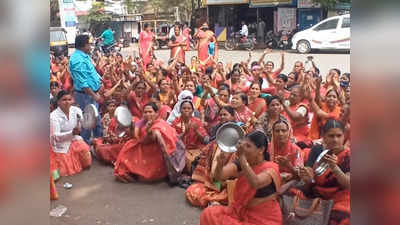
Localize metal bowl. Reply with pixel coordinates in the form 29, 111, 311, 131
216, 122, 245, 153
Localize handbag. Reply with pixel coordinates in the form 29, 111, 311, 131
280, 193, 334, 225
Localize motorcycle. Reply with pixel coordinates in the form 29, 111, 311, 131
265, 30, 282, 49
265, 29, 295, 50
225, 32, 256, 51
92, 38, 121, 56
278, 29, 295, 50
154, 33, 169, 49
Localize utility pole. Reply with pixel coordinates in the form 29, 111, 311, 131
175, 7, 180, 23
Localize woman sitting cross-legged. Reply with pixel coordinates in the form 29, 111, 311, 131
200, 131, 282, 225
172, 100, 210, 174
92, 99, 139, 165
268, 119, 305, 183
113, 103, 184, 183
186, 106, 238, 208
50, 90, 92, 177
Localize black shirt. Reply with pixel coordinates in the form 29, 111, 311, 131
233, 159, 276, 198
305, 144, 350, 174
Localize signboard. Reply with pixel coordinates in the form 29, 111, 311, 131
277, 8, 296, 32
298, 0, 321, 8
250, 0, 292, 7
58, 0, 78, 44
74, 0, 93, 16
205, 0, 248, 5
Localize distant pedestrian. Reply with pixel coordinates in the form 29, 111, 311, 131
257, 19, 266, 43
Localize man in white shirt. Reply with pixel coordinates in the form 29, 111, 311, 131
240, 21, 248, 38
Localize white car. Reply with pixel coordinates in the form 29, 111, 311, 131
292, 14, 350, 53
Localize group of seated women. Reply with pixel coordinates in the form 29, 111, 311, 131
49, 50, 350, 225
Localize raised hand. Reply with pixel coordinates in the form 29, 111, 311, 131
264, 48, 272, 54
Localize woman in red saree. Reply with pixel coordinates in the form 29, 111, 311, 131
93, 100, 139, 165
139, 23, 155, 68
50, 91, 92, 177
306, 86, 342, 140
195, 22, 218, 66
297, 119, 350, 225
200, 131, 282, 225
172, 101, 210, 173
231, 92, 254, 124
268, 119, 304, 183
247, 82, 267, 118
114, 103, 179, 183
186, 106, 237, 207
225, 69, 249, 93
126, 73, 157, 118
201, 84, 231, 132
168, 25, 187, 64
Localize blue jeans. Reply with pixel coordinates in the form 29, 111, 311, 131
73, 91, 103, 144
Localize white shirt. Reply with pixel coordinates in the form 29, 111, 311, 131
50, 106, 84, 154
240, 24, 248, 37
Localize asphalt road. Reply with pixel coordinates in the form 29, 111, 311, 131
50, 160, 202, 225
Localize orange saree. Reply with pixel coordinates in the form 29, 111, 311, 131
283, 102, 310, 143
93, 117, 138, 165
52, 140, 92, 177
309, 102, 341, 140
314, 149, 350, 225
186, 141, 236, 207
248, 98, 267, 118
200, 162, 282, 225
113, 119, 178, 182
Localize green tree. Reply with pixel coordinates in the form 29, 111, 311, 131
122, 0, 146, 14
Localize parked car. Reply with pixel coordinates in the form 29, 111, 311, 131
291, 14, 350, 53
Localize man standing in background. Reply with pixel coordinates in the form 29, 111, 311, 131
257, 18, 266, 44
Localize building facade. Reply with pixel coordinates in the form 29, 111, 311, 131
202, 0, 325, 42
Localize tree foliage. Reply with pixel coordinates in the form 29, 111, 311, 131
119, 0, 146, 14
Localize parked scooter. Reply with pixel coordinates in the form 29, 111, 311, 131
265, 29, 295, 50
225, 32, 256, 51
265, 30, 282, 49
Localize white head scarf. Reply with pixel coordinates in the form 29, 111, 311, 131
167, 90, 193, 124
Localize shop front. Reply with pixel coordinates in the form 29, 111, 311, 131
205, 0, 295, 42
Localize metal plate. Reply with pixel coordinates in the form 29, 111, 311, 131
313, 149, 330, 176
82, 104, 98, 130
216, 122, 245, 153
114, 106, 132, 127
